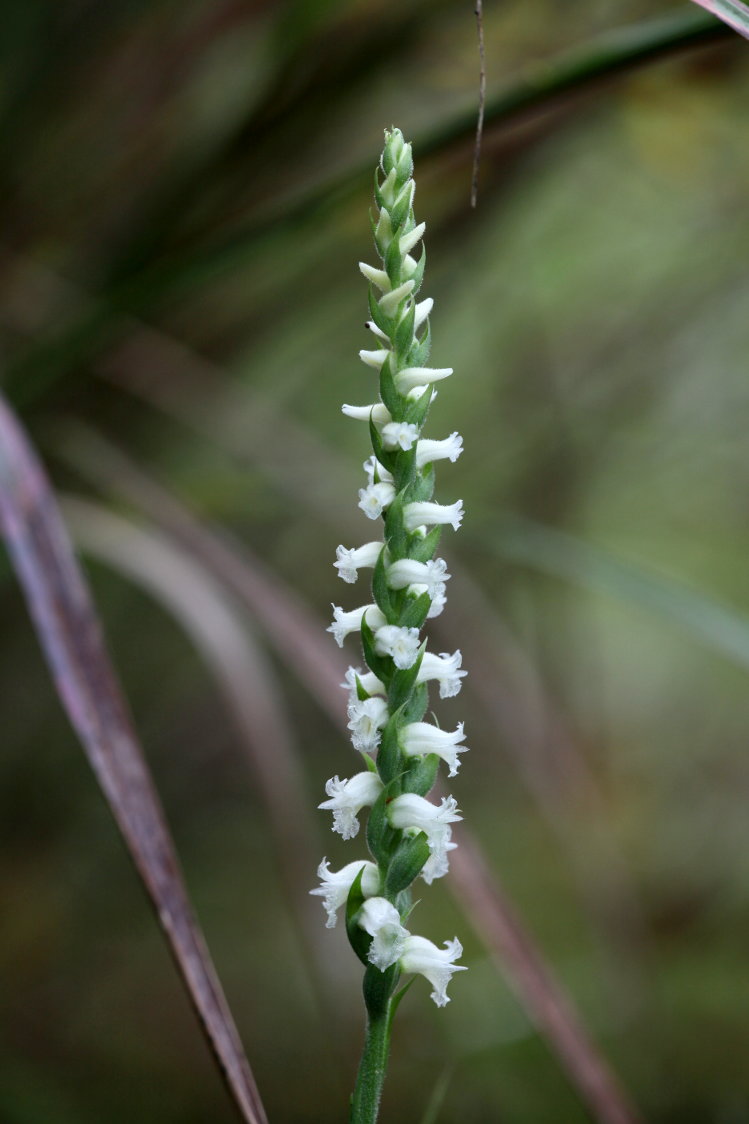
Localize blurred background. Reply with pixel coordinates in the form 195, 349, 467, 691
1, 1, 749, 1120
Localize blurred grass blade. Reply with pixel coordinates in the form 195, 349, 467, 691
688, 0, 749, 38
0, 392, 268, 1124
499, 517, 749, 672
450, 833, 642, 1124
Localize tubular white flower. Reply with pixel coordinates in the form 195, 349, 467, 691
399, 935, 467, 1006
399, 221, 425, 256
417, 649, 467, 698
366, 319, 389, 343
359, 261, 390, 291
388, 793, 461, 884
395, 366, 453, 394
403, 499, 463, 533
347, 695, 390, 752
374, 624, 421, 669
413, 297, 433, 332
425, 582, 447, 618
379, 280, 415, 316
358, 897, 410, 971
387, 557, 449, 595
341, 665, 386, 701
400, 721, 468, 778
415, 432, 463, 468
359, 348, 390, 369
381, 421, 419, 451
318, 772, 384, 840
310, 858, 381, 928
342, 401, 392, 425
335, 541, 383, 584
328, 603, 386, 647
362, 455, 394, 485
358, 481, 396, 520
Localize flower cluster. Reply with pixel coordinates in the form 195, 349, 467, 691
312, 128, 467, 1009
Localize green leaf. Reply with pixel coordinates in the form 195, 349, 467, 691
401, 682, 429, 725
402, 752, 439, 796
384, 492, 408, 558
345, 866, 374, 968
394, 301, 415, 359
384, 236, 402, 287
406, 464, 435, 505
384, 833, 430, 896
377, 709, 405, 785
368, 284, 392, 334
360, 611, 392, 684
366, 781, 400, 862
363, 961, 400, 1017
398, 590, 431, 630
409, 320, 431, 367
407, 525, 441, 562
408, 246, 426, 295
403, 383, 433, 428
372, 544, 395, 619
368, 413, 397, 475
379, 353, 403, 419
388, 643, 426, 711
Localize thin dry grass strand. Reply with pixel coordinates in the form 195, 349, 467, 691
0, 394, 268, 1124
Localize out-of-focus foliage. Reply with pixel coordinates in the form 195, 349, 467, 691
1, 1, 748, 1121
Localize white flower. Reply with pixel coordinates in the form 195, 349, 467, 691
359, 348, 389, 369
341, 665, 386, 702
328, 603, 386, 647
318, 772, 384, 840
358, 481, 396, 520
347, 696, 390, 752
426, 582, 448, 618
417, 650, 467, 698
365, 319, 389, 343
358, 897, 410, 970
415, 432, 463, 468
403, 500, 463, 533
362, 456, 394, 485
335, 542, 383, 584
387, 557, 449, 596
399, 935, 467, 1006
342, 401, 392, 426
310, 858, 381, 928
399, 221, 425, 256
359, 261, 390, 291
381, 421, 419, 451
395, 366, 453, 394
374, 624, 421, 669
413, 297, 433, 332
388, 793, 462, 883
379, 280, 415, 317
400, 721, 468, 777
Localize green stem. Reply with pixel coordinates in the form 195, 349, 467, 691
350, 1001, 392, 1124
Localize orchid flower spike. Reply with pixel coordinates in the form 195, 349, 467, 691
315, 127, 470, 1114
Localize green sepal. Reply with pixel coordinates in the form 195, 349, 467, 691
384, 832, 430, 896
389, 185, 412, 231
394, 300, 415, 360
402, 752, 440, 796
384, 491, 408, 558
406, 464, 435, 504
409, 245, 426, 295
371, 543, 396, 619
403, 383, 433, 428
355, 673, 373, 702
363, 961, 400, 1017
362, 752, 379, 774
368, 284, 392, 335
387, 978, 415, 1031
406, 524, 441, 562
409, 320, 431, 367
366, 778, 400, 862
360, 611, 392, 685
398, 590, 431, 631
385, 236, 402, 287
368, 413, 398, 475
345, 867, 374, 967
382, 141, 395, 175
401, 681, 428, 724
379, 353, 403, 419
388, 643, 425, 712
396, 146, 414, 182
377, 707, 405, 785
374, 168, 384, 210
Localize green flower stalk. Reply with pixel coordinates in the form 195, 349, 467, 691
311, 127, 467, 1123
